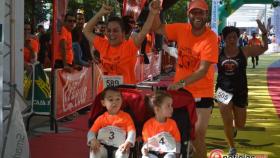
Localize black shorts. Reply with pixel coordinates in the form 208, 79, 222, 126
232, 91, 248, 108
195, 98, 214, 108
178, 88, 214, 109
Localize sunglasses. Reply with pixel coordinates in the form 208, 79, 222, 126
67, 19, 76, 23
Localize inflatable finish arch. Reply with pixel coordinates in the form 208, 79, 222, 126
218, 0, 273, 33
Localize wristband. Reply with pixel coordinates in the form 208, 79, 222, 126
180, 79, 186, 87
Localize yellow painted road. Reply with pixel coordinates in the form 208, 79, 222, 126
207, 53, 280, 158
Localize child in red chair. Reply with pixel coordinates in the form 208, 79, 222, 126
88, 87, 136, 158
141, 91, 181, 158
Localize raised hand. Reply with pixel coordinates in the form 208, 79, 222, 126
149, 0, 161, 15
256, 19, 267, 34
98, 4, 112, 16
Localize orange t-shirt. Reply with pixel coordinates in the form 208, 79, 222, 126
142, 117, 181, 143
165, 23, 218, 98
249, 38, 262, 46
93, 36, 138, 84
54, 26, 74, 65
89, 111, 136, 134
24, 37, 39, 63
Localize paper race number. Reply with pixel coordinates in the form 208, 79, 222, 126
103, 75, 123, 88
97, 126, 126, 147
216, 88, 233, 105
147, 132, 176, 153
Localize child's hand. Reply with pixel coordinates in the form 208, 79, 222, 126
119, 141, 132, 153
90, 139, 101, 153
141, 145, 149, 156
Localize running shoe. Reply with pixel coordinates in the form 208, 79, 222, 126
228, 147, 237, 156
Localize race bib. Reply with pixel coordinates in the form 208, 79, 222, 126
216, 88, 233, 105
147, 132, 176, 153
97, 126, 126, 148
102, 75, 123, 88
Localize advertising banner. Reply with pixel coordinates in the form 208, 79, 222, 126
24, 64, 51, 113
55, 67, 93, 119
273, 5, 280, 44
211, 0, 219, 34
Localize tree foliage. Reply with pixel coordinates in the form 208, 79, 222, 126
164, 0, 189, 23
163, 0, 214, 23
67, 0, 122, 21
24, 0, 273, 29
24, 0, 52, 27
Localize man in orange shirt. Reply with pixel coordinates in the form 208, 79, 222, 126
24, 22, 40, 73
153, 0, 218, 157
249, 32, 262, 68
54, 13, 77, 72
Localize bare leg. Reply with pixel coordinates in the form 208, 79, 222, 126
219, 102, 235, 148
192, 108, 212, 158
252, 57, 255, 68
232, 106, 247, 129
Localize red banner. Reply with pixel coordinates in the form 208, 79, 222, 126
54, 67, 93, 119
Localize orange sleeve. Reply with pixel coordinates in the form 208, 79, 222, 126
124, 113, 136, 132
60, 27, 67, 41
31, 39, 40, 53
142, 120, 150, 142
165, 23, 188, 41
126, 38, 139, 56
90, 115, 104, 133
93, 36, 108, 53
165, 23, 182, 41
170, 120, 181, 142
24, 38, 40, 63
248, 39, 253, 45
200, 33, 218, 63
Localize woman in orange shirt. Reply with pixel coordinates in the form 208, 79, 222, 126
24, 23, 39, 64
142, 91, 181, 158
83, 2, 160, 85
